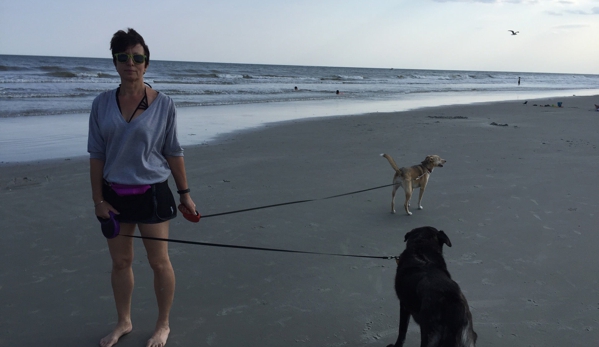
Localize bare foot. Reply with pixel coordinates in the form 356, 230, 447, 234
147, 325, 170, 347
100, 321, 132, 347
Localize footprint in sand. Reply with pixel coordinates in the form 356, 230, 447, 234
4, 176, 49, 190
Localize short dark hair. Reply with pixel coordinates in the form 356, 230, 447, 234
110, 28, 150, 67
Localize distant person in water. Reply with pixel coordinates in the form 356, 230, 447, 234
518, 77, 521, 86
336, 90, 340, 95
595, 104, 599, 111
294, 86, 298, 91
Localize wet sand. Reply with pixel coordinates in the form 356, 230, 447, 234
1, 95, 598, 346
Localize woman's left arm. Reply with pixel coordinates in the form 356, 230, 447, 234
167, 156, 196, 214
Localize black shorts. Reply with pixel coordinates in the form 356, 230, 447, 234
103, 180, 177, 224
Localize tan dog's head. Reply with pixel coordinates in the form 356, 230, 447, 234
422, 155, 446, 168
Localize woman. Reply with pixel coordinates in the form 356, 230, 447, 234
88, 28, 196, 347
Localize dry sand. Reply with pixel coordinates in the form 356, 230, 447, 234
1, 95, 598, 346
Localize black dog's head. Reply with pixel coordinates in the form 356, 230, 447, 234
403, 226, 452, 252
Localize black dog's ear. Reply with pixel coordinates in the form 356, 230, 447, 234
404, 230, 414, 242
437, 230, 452, 247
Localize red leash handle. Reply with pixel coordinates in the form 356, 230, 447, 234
178, 204, 201, 223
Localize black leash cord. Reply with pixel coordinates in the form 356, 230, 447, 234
123, 235, 397, 260
120, 183, 400, 260
201, 183, 395, 218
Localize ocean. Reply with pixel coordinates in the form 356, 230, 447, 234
1, 54, 598, 163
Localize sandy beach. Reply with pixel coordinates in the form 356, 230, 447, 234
1, 95, 598, 346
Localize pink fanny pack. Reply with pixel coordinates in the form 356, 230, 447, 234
110, 183, 152, 196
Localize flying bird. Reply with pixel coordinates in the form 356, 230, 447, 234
508, 30, 519, 35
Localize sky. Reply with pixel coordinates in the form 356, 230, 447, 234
1, 0, 598, 74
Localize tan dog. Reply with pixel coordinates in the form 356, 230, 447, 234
380, 153, 446, 215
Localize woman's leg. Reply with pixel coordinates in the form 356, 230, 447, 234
100, 222, 136, 347
139, 221, 174, 347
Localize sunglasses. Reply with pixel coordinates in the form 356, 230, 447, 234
114, 53, 147, 64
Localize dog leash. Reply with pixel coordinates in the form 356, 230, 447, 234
200, 183, 395, 218
122, 234, 398, 260
121, 183, 399, 260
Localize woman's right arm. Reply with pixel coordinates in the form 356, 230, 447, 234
90, 158, 115, 218
88, 94, 117, 218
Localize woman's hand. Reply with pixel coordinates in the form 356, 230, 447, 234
178, 194, 197, 215
94, 200, 119, 219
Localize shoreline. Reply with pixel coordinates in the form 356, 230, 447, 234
1, 89, 598, 165
2, 95, 599, 346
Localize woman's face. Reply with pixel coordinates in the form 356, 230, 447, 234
115, 44, 148, 83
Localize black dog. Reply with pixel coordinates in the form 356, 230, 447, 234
388, 226, 477, 347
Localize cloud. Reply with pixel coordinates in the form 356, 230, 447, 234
551, 6, 599, 14
431, 0, 599, 5
431, 0, 538, 3
552, 23, 591, 28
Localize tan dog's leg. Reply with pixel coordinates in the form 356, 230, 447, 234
417, 184, 426, 210
391, 183, 400, 214
404, 182, 413, 215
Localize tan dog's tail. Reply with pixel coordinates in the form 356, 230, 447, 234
380, 153, 401, 172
